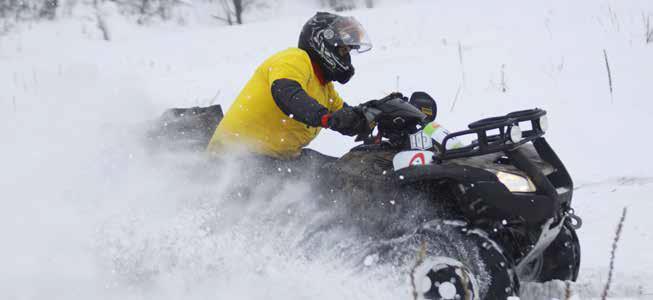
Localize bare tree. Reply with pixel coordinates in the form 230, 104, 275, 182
322, 0, 356, 12
0, 0, 12, 19
39, 0, 57, 19
215, 0, 233, 25
131, 0, 181, 24
0, 0, 60, 24
233, 0, 243, 24
0, 0, 38, 21
93, 0, 110, 41
214, 0, 252, 25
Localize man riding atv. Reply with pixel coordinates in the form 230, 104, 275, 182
202, 13, 492, 299
206, 12, 377, 160
147, 13, 582, 297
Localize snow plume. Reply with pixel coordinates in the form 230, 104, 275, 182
89, 145, 485, 299
0, 91, 481, 299
0, 79, 413, 298
0, 44, 453, 298
91, 154, 369, 299
86, 143, 498, 299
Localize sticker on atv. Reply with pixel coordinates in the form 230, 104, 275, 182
409, 130, 433, 150
392, 150, 434, 171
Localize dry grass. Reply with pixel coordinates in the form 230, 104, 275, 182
645, 13, 653, 44
603, 49, 614, 102
410, 240, 427, 300
565, 280, 572, 300
500, 64, 507, 93
450, 83, 462, 112
449, 41, 465, 112
600, 207, 628, 300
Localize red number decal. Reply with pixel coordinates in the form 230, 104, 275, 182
409, 153, 426, 166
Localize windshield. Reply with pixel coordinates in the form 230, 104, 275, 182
330, 16, 373, 53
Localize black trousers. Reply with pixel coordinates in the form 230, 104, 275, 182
262, 148, 337, 177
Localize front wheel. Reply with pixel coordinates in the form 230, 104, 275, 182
411, 223, 518, 299
416, 257, 480, 300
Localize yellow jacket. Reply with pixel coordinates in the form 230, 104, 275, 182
207, 48, 344, 159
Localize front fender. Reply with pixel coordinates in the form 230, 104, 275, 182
393, 164, 557, 225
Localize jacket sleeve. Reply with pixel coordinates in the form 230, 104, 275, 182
270, 79, 328, 127
268, 56, 330, 127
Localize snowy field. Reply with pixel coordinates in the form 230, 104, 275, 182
1, 0, 653, 299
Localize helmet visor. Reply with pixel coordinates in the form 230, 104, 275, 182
331, 16, 372, 53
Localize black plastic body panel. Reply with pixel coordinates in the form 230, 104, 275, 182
394, 162, 557, 225
394, 137, 572, 226
146, 104, 224, 151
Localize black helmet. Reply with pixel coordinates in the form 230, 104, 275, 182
298, 12, 372, 84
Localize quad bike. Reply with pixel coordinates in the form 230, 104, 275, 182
146, 92, 582, 299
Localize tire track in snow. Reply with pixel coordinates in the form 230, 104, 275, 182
575, 176, 653, 191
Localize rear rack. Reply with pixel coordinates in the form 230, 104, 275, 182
438, 108, 547, 160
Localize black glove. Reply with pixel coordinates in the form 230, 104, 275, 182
326, 106, 368, 136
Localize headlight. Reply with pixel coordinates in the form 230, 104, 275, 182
538, 116, 549, 132
509, 125, 523, 143
495, 171, 536, 192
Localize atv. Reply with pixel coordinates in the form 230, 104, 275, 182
146, 92, 582, 300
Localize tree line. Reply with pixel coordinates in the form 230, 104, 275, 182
0, 0, 376, 26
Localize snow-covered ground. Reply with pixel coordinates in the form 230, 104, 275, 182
1, 0, 652, 299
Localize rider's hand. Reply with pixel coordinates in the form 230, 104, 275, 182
322, 106, 367, 136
